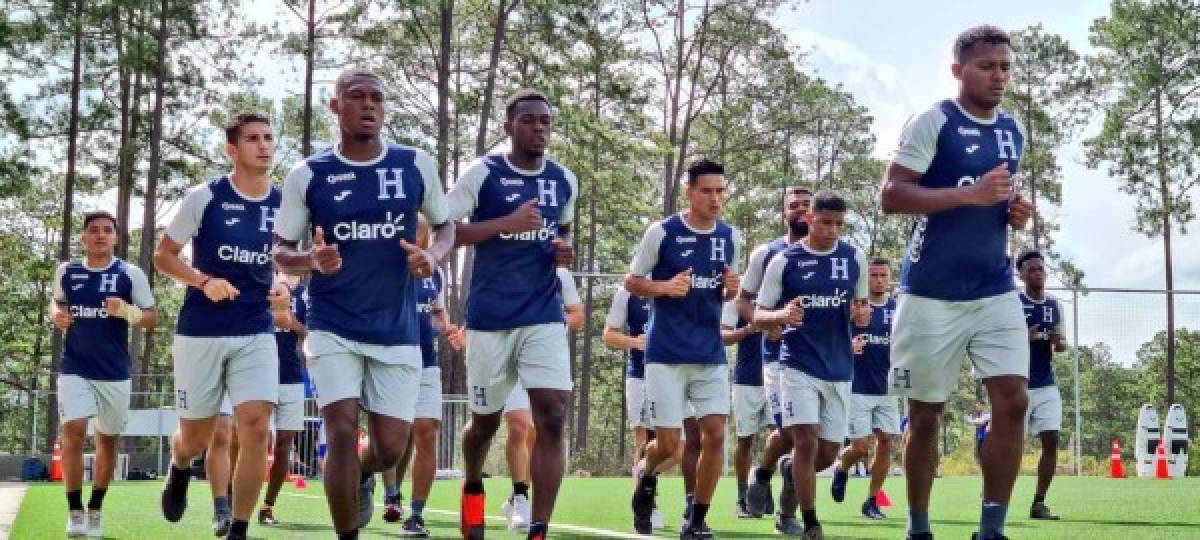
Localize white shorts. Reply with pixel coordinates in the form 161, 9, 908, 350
846, 393, 902, 440
1026, 385, 1062, 436
763, 362, 783, 426
889, 292, 1029, 403
779, 367, 850, 443
57, 375, 131, 436
274, 383, 306, 431
505, 383, 530, 412
414, 367, 443, 420
465, 323, 572, 414
732, 384, 771, 438
172, 334, 279, 420
626, 377, 647, 428
644, 363, 729, 429
305, 331, 421, 421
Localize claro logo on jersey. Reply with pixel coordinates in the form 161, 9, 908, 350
498, 218, 557, 241
332, 211, 407, 241
689, 273, 722, 290
859, 332, 891, 346
69, 305, 111, 319
218, 243, 272, 265
797, 287, 849, 309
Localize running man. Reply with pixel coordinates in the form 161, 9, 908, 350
500, 266, 585, 532
257, 272, 309, 526
830, 257, 900, 521
742, 186, 812, 518
448, 89, 576, 540
272, 69, 455, 540
1017, 250, 1066, 521
755, 191, 870, 539
719, 300, 770, 519
626, 159, 741, 539
53, 210, 158, 538
880, 25, 1033, 540
154, 112, 286, 540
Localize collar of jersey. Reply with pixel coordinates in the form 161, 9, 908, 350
81, 256, 118, 273
501, 154, 546, 176
223, 174, 272, 203
795, 239, 837, 257
1020, 290, 1048, 304
334, 139, 389, 167
869, 295, 891, 308
951, 98, 998, 125
676, 212, 717, 235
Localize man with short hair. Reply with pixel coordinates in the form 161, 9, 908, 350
53, 211, 158, 538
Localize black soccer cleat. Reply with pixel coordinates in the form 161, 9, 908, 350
160, 465, 190, 522
745, 465, 774, 516
861, 498, 886, 520
906, 533, 934, 540
631, 475, 657, 535
679, 522, 714, 539
830, 467, 849, 503
1030, 502, 1060, 520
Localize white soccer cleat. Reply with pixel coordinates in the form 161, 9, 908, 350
65, 509, 87, 537
85, 509, 103, 538
502, 493, 532, 531
651, 507, 666, 530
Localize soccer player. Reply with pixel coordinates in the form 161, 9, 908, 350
154, 112, 287, 540
755, 191, 870, 540
626, 159, 741, 539
719, 300, 770, 519
741, 186, 812, 518
448, 89, 577, 540
272, 69, 455, 540
1016, 250, 1066, 521
53, 210, 158, 537
830, 258, 900, 520
500, 266, 585, 531
257, 272, 309, 526
880, 25, 1034, 540
207, 401, 234, 535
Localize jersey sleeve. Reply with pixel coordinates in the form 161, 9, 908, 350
740, 244, 769, 295
756, 255, 788, 309
164, 185, 214, 245
560, 167, 579, 226
125, 264, 156, 308
275, 163, 314, 242
629, 221, 666, 276
446, 159, 490, 221
606, 289, 630, 328
891, 107, 947, 175
557, 267, 582, 306
52, 262, 69, 302
854, 247, 869, 300
731, 227, 744, 273
720, 301, 738, 328
433, 268, 447, 310
1052, 297, 1065, 333
415, 150, 449, 225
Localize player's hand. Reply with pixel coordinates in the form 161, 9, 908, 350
268, 283, 290, 312
852, 334, 866, 355
52, 305, 73, 331
310, 226, 342, 275
660, 268, 692, 298
1007, 193, 1033, 230
765, 325, 783, 341
1051, 330, 1067, 353
551, 237, 573, 267
445, 324, 465, 352
201, 277, 240, 302
1028, 326, 1044, 342
852, 299, 871, 326
631, 333, 648, 351
968, 163, 1012, 206
721, 265, 740, 301
103, 296, 127, 316
503, 199, 543, 234
782, 297, 805, 326
399, 238, 437, 279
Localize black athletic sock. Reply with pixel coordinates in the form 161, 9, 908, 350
263, 497, 275, 507
802, 510, 820, 529
755, 467, 773, 484
637, 473, 657, 492
169, 464, 190, 484
67, 489, 84, 511
690, 503, 710, 529
87, 488, 107, 510
213, 496, 230, 514
866, 495, 877, 506
513, 481, 530, 497
230, 519, 248, 536
337, 528, 359, 539
464, 480, 485, 495
527, 521, 548, 537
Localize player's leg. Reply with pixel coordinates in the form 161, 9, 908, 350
734, 433, 756, 516
502, 388, 535, 530
634, 363, 686, 534
207, 412, 233, 534
833, 393, 872, 504
261, 381, 304, 525
681, 365, 729, 535
305, 331, 369, 536
381, 462, 404, 522
460, 327, 516, 538
358, 354, 422, 532
903, 400, 941, 533
516, 322, 574, 536
681, 415, 701, 522
163, 335, 229, 523
862, 429, 895, 520
1028, 386, 1062, 520
226, 334, 279, 536
748, 363, 788, 517
731, 383, 765, 518
403, 417, 439, 536
87, 377, 129, 526
61, 416, 89, 536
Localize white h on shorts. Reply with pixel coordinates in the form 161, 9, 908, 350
779, 367, 850, 443
58, 375, 131, 436
643, 363, 729, 429
171, 334, 278, 420
465, 323, 572, 415
305, 330, 421, 421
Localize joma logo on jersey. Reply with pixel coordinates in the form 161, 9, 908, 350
958, 126, 981, 137
69, 274, 89, 280
498, 218, 557, 241
326, 172, 355, 184
797, 288, 848, 309
221, 202, 245, 212
332, 211, 407, 241
500, 178, 524, 187
675, 236, 697, 244
218, 244, 271, 265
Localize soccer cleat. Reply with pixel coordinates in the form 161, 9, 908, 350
1030, 502, 1060, 520
502, 493, 532, 531
971, 534, 1009, 540
85, 509, 103, 538
775, 515, 803, 536
678, 522, 714, 539
651, 507, 666, 530
778, 457, 796, 519
225, 528, 247, 540
66, 509, 88, 537
526, 521, 548, 540
735, 499, 759, 518
383, 494, 404, 523
160, 465, 190, 522
399, 514, 430, 537
356, 475, 376, 529
906, 533, 934, 540
631, 475, 656, 535
802, 524, 824, 540
212, 509, 232, 537
831, 467, 849, 503
461, 487, 486, 540
258, 506, 278, 526
861, 498, 886, 520
745, 465, 774, 516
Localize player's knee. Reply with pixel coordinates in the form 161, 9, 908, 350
507, 417, 534, 443
852, 438, 871, 455
908, 408, 940, 433
994, 395, 1028, 423
875, 435, 893, 454
701, 427, 724, 450
62, 427, 87, 450
415, 425, 439, 449
1041, 431, 1060, 450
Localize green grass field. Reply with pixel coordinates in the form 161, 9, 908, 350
13, 475, 1200, 539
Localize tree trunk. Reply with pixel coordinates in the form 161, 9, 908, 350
302, 0, 315, 157
137, 0, 170, 377
47, 0, 86, 452
1155, 91, 1175, 406
474, 0, 515, 156
114, 6, 132, 259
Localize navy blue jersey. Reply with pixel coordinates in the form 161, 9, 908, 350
417, 267, 445, 369
166, 176, 280, 337
274, 285, 307, 385
757, 240, 867, 382
275, 143, 449, 346
851, 296, 896, 396
894, 100, 1025, 301
607, 289, 650, 379
630, 214, 742, 365
1021, 292, 1063, 389
447, 155, 577, 331
55, 259, 154, 381
743, 237, 793, 364
722, 301, 763, 386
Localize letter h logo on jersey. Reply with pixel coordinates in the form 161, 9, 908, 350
98, 273, 119, 294
830, 257, 850, 281
537, 179, 558, 207
259, 206, 278, 233
376, 168, 407, 200
710, 238, 727, 263
994, 129, 1019, 160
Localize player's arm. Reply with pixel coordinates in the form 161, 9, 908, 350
1050, 300, 1068, 352
445, 160, 540, 247
409, 151, 457, 273
50, 263, 74, 330
753, 256, 802, 328
624, 223, 691, 299
556, 267, 585, 331
110, 265, 159, 330
850, 248, 871, 327
430, 283, 464, 351
153, 188, 239, 301
720, 301, 753, 345
602, 289, 643, 350
736, 245, 767, 321
272, 164, 341, 276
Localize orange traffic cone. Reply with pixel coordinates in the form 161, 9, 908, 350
49, 438, 63, 481
875, 489, 892, 508
1154, 439, 1170, 479
1110, 439, 1125, 478
293, 475, 307, 489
